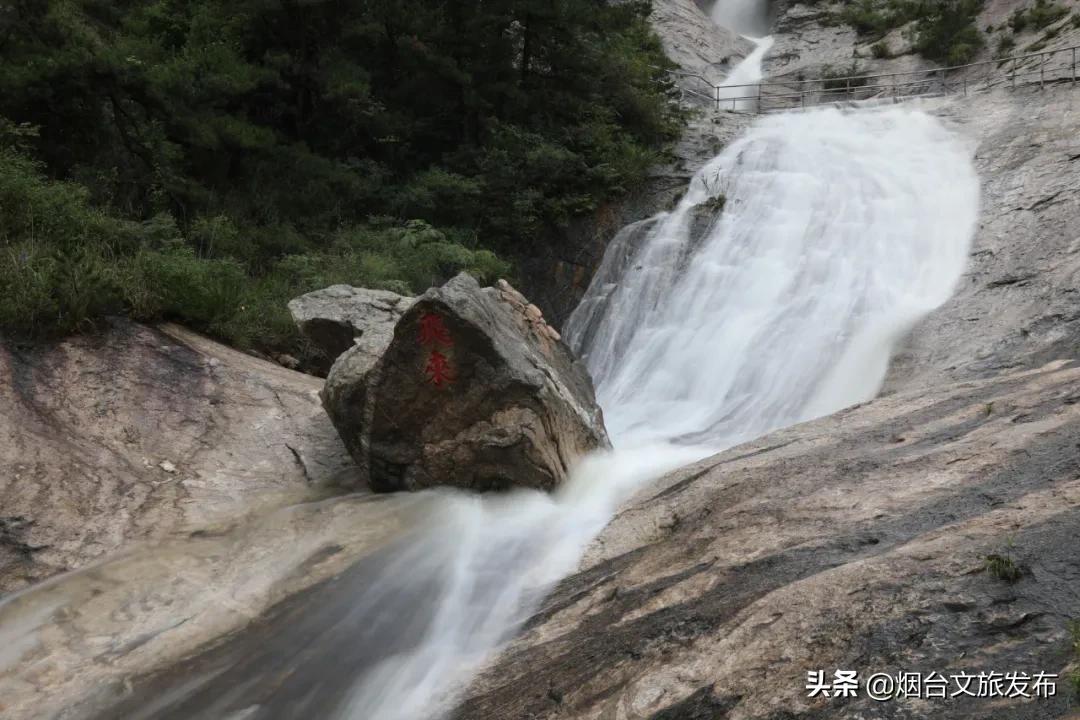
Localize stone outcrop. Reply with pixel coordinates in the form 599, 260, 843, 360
455, 77, 1080, 720
456, 359, 1080, 720
887, 86, 1080, 391
322, 273, 609, 493
0, 486, 420, 720
652, 0, 753, 89
0, 319, 354, 595
288, 284, 415, 373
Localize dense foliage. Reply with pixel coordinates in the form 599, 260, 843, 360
0, 0, 680, 362
833, 0, 986, 64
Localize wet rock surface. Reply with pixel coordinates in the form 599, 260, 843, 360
651, 0, 753, 89
322, 274, 610, 493
887, 86, 1080, 390
288, 284, 415, 374
456, 360, 1080, 719
0, 319, 353, 595
454, 77, 1080, 719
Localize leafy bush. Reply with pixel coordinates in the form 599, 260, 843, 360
1028, 0, 1069, 29
835, 0, 987, 64
0, 146, 508, 361
912, 0, 986, 64
872, 40, 894, 58
0, 0, 681, 355
0, 149, 134, 335
996, 33, 1017, 57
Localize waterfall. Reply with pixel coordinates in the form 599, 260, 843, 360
14, 23, 980, 720
712, 0, 771, 38
568, 107, 979, 448
329, 44, 979, 720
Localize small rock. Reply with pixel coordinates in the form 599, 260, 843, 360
275, 354, 300, 370
158, 461, 177, 474
524, 304, 544, 321
288, 285, 415, 373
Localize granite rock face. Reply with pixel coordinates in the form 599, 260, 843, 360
0, 319, 354, 595
322, 274, 610, 493
456, 359, 1080, 720
454, 30, 1080, 720
288, 285, 415, 374
651, 0, 753, 90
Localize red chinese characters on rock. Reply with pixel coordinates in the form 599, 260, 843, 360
418, 312, 455, 388
424, 350, 454, 388
418, 312, 453, 347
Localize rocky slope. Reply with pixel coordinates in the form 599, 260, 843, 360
0, 320, 355, 594
457, 360, 1080, 720
889, 86, 1080, 390
454, 6, 1080, 720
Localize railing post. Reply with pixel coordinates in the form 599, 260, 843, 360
939, 67, 945, 93
1040, 56, 1045, 89
963, 75, 967, 96
1073, 47, 1077, 86
715, 85, 720, 112
1012, 57, 1017, 89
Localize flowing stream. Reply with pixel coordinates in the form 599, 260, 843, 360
323, 34, 978, 720
1, 13, 981, 720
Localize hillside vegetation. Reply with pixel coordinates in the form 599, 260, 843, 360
0, 0, 679, 364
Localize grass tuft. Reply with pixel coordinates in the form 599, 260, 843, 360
984, 553, 1023, 583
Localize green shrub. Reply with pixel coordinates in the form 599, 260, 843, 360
872, 39, 894, 57
0, 149, 136, 335
996, 33, 1017, 56
1072, 12, 1080, 28
985, 553, 1023, 583
0, 145, 509, 360
913, 0, 986, 64
1028, 0, 1069, 29
1009, 8, 1030, 32
837, 0, 916, 36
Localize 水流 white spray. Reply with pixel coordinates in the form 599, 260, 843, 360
333, 41, 980, 720
0, 20, 980, 720
567, 107, 979, 448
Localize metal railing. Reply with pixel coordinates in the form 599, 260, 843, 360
670, 43, 1080, 113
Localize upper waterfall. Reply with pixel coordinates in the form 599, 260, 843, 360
566, 107, 980, 448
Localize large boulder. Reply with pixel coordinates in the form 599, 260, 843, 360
322, 273, 610, 493
288, 285, 415, 373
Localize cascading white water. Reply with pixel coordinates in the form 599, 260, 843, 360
0, 24, 980, 720
712, 0, 770, 37
567, 106, 979, 448
328, 40, 801, 720
334, 36, 979, 720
